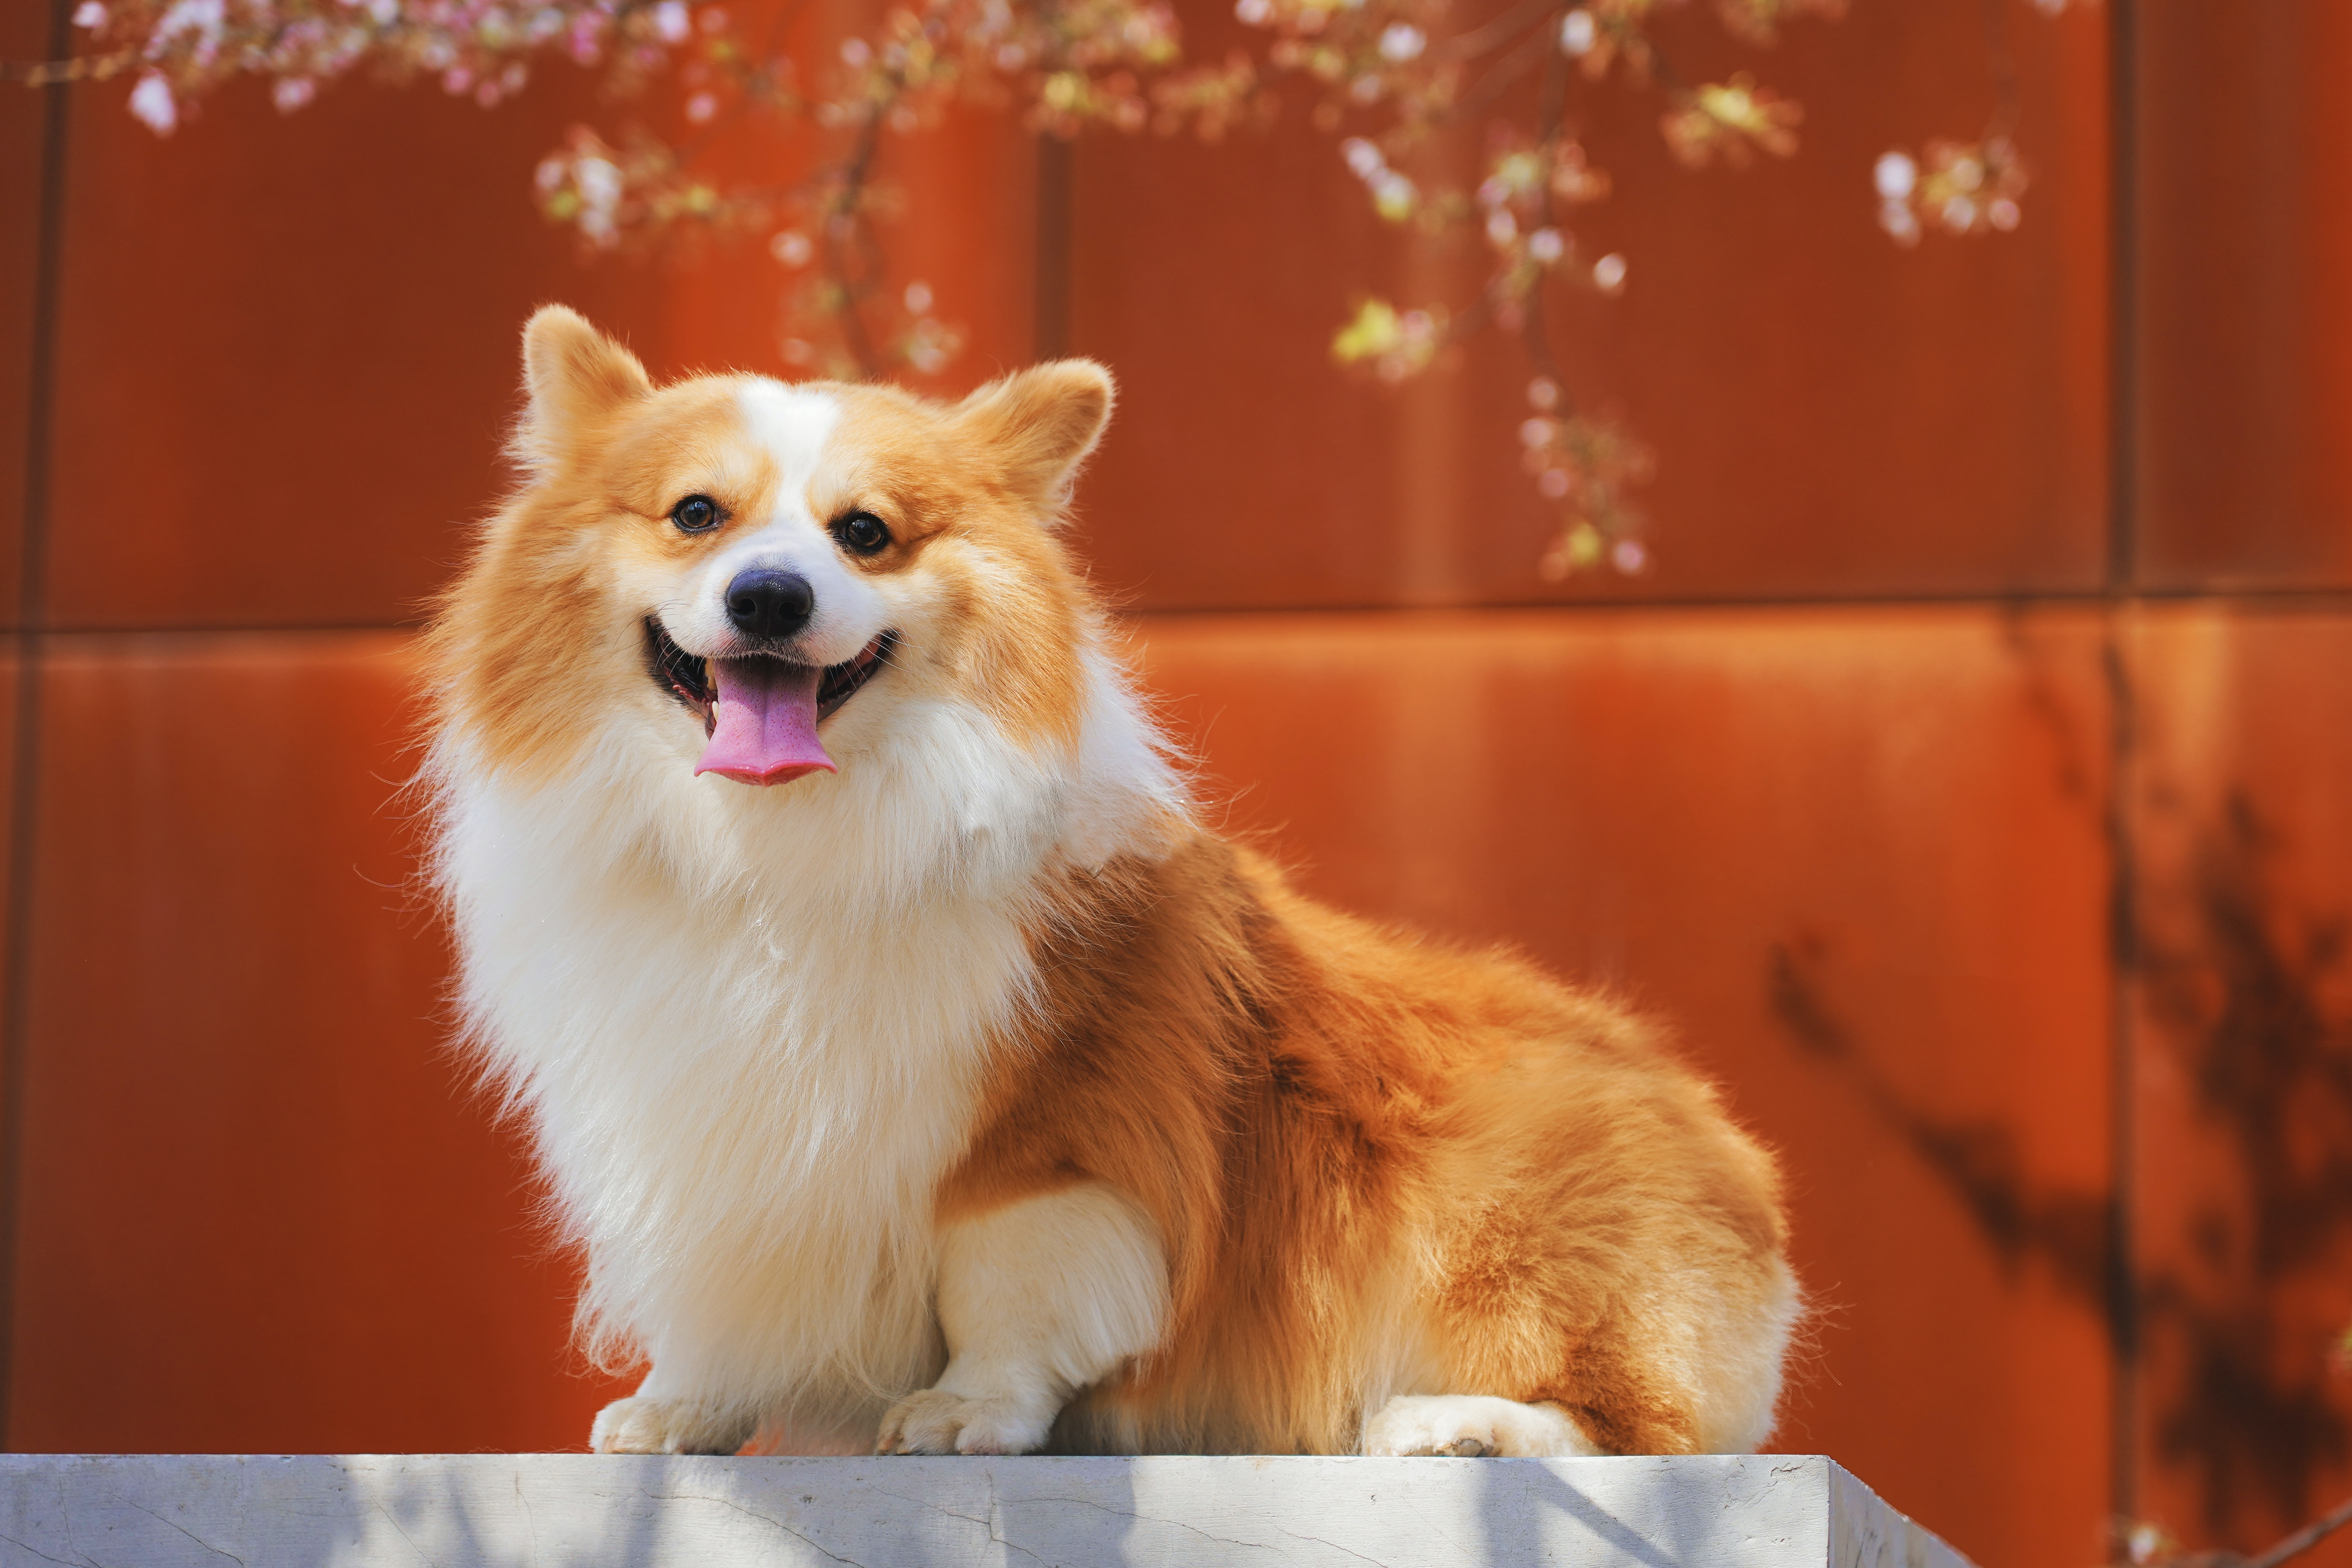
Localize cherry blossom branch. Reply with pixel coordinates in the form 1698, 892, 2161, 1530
2116, 1317, 2352, 1568
2122, 1493, 2352, 1568
7, 0, 2080, 578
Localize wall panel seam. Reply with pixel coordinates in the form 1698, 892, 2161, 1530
2102, 0, 2143, 1532
35, 580, 2352, 646
0, 0, 75, 1452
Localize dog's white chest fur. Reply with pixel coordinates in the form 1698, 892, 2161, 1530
431, 657, 1178, 1434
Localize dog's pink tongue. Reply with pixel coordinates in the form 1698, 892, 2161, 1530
695, 658, 836, 785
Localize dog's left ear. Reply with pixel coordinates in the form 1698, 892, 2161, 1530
954, 360, 1115, 513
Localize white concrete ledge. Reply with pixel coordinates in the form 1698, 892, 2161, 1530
0, 1452, 1971, 1568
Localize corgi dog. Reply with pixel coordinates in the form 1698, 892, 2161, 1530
423, 306, 1799, 1460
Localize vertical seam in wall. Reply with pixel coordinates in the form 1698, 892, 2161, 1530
2106, 4, 2141, 594
1034, 132, 1073, 363
0, 0, 75, 1450
2102, 622, 2141, 1530
2103, 0, 2142, 1533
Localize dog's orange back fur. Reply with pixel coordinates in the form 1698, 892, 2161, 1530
957, 837, 1789, 1454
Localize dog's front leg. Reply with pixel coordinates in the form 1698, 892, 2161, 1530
590, 1373, 761, 1455
877, 1183, 1168, 1455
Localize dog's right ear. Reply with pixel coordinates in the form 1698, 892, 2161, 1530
518, 306, 650, 461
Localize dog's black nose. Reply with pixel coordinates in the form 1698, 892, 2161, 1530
724, 570, 814, 641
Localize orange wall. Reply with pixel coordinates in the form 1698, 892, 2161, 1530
4, 5, 2350, 1568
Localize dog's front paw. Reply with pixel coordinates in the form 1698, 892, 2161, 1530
876, 1389, 1053, 1456
590, 1395, 749, 1455
1363, 1395, 1602, 1459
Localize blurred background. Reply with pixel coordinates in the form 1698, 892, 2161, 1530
3, 3, 2350, 1566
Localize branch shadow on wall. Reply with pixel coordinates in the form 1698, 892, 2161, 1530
1769, 791, 2352, 1545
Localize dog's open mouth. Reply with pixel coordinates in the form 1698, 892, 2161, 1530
645, 619, 894, 786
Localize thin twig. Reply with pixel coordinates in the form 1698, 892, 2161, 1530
1437, 0, 1567, 64
2148, 1493, 2352, 1568
1446, 19, 1560, 122
1979, 0, 2021, 141
5, 47, 135, 85
1519, 41, 1571, 399
2246, 1491, 2352, 1568
821, 95, 892, 377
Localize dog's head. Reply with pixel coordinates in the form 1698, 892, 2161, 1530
431, 306, 1114, 791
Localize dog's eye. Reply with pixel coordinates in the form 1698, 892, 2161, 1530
833, 511, 891, 556
670, 495, 722, 533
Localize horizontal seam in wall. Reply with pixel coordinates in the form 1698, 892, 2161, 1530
1119, 586, 2352, 617
7, 583, 2352, 638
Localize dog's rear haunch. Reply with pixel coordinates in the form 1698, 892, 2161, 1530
423, 306, 1799, 1458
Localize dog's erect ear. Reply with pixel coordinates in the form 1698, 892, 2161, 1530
954, 360, 1115, 511
519, 306, 651, 455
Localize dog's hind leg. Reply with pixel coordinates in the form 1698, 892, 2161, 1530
876, 1183, 1168, 1456
1368, 1285, 1726, 1458
1362, 1394, 1605, 1458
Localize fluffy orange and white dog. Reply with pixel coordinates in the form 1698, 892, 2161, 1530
423, 305, 1798, 1461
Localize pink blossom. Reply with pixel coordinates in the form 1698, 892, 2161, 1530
127, 72, 177, 133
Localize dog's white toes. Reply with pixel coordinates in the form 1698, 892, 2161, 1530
876, 1389, 1052, 1456
590, 1395, 746, 1455
1363, 1395, 1602, 1459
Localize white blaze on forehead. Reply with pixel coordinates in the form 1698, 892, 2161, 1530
652, 376, 874, 668
737, 379, 842, 494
